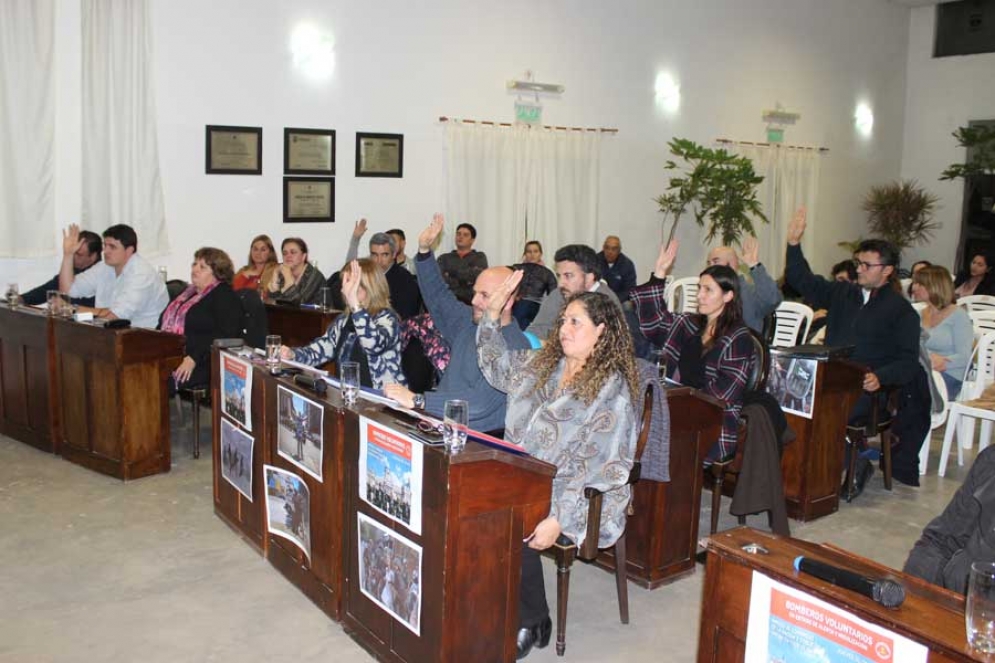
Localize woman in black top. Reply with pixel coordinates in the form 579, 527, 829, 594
160, 247, 243, 391
954, 250, 995, 299
512, 241, 557, 329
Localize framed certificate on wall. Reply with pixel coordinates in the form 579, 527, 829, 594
283, 177, 335, 223
205, 125, 262, 174
355, 132, 403, 178
284, 128, 335, 176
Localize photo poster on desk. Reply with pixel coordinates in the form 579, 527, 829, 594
766, 355, 818, 419
264, 465, 312, 562
744, 571, 928, 663
276, 386, 325, 482
358, 415, 423, 536
220, 418, 254, 501
221, 354, 253, 431
357, 512, 422, 636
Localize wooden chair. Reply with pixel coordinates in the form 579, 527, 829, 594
548, 383, 655, 657
842, 386, 900, 500
706, 329, 770, 535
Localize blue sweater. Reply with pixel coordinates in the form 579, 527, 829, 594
416, 250, 529, 432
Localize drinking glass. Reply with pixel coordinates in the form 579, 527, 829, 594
46, 290, 61, 316
340, 361, 360, 405
5, 283, 19, 307
265, 335, 282, 374
968, 561, 995, 654
320, 286, 332, 311
443, 399, 469, 453
58, 293, 74, 318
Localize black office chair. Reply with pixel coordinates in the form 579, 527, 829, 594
236, 289, 269, 349
166, 279, 188, 302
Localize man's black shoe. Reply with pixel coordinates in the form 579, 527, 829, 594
516, 616, 552, 659
852, 457, 875, 498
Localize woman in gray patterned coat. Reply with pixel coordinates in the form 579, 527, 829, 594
476, 272, 640, 659
281, 259, 405, 390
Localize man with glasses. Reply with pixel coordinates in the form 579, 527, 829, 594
784, 208, 924, 494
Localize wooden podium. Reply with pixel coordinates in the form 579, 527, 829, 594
211, 350, 556, 661
596, 385, 723, 587
0, 306, 59, 453
774, 349, 865, 521
54, 319, 183, 480
698, 527, 986, 662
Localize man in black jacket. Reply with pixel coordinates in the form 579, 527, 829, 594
22, 230, 102, 306
343, 219, 422, 319
784, 208, 923, 489
904, 446, 995, 593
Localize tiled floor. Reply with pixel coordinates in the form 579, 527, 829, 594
0, 421, 974, 662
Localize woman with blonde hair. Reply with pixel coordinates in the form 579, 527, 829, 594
476, 273, 639, 659
911, 265, 973, 399
233, 234, 278, 291
282, 258, 405, 389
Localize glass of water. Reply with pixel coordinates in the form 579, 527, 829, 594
46, 290, 61, 316
340, 361, 360, 405
5, 283, 19, 307
265, 335, 281, 374
968, 561, 995, 654
319, 286, 332, 312
443, 399, 468, 453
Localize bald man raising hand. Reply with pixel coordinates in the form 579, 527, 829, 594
385, 214, 530, 433
706, 237, 782, 333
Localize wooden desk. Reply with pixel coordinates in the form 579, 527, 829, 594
0, 306, 59, 453
54, 319, 183, 480
596, 385, 724, 588
698, 527, 985, 662
341, 407, 555, 663
212, 350, 557, 662
779, 355, 865, 521
265, 304, 339, 348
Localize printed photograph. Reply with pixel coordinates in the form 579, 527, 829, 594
221, 354, 253, 431
264, 465, 311, 561
220, 418, 254, 501
767, 354, 818, 419
357, 513, 422, 635
359, 417, 423, 535
277, 385, 325, 482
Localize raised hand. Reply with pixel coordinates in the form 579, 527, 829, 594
787, 207, 807, 246
342, 260, 362, 309
418, 213, 445, 252
62, 223, 82, 256
742, 237, 760, 268
653, 240, 678, 279
352, 218, 368, 239
486, 270, 524, 321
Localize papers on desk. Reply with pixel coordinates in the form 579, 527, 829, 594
744, 571, 927, 662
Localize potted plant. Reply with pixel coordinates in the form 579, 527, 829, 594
656, 138, 768, 245
941, 124, 995, 182
860, 179, 940, 252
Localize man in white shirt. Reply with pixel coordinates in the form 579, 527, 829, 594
59, 223, 169, 329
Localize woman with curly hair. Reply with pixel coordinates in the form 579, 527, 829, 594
630, 240, 754, 463
281, 259, 405, 389
476, 274, 639, 660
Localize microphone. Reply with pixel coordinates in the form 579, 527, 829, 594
794, 556, 906, 609
293, 373, 327, 396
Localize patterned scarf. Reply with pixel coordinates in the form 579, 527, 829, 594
161, 281, 220, 335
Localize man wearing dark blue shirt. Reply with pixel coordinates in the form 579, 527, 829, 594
597, 235, 637, 303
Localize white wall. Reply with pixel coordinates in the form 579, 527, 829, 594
900, 5, 995, 272
2, 0, 911, 290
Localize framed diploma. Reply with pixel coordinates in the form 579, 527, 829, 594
283, 177, 335, 224
205, 125, 262, 174
284, 128, 335, 176
355, 132, 403, 178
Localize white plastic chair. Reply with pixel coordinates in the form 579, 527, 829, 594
665, 276, 699, 314
919, 370, 950, 476
959, 294, 995, 314
900, 278, 912, 298
970, 310, 995, 341
912, 301, 926, 315
770, 302, 814, 348
938, 332, 995, 476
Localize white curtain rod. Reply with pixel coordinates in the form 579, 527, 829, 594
439, 116, 618, 134
716, 137, 829, 153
